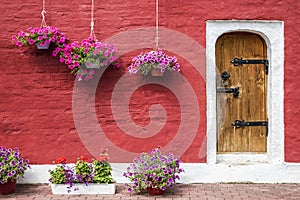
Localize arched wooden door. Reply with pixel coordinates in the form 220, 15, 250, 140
216, 32, 268, 153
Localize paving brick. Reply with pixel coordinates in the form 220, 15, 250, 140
85, 198, 104, 200
172, 198, 190, 200
68, 196, 88, 200
0, 198, 17, 200
2, 183, 300, 200
152, 197, 173, 200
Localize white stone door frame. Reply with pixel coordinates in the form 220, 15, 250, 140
206, 20, 284, 164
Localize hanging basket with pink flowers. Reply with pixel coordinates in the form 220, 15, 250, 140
128, 49, 180, 76
128, 0, 180, 77
12, 26, 66, 49
53, 36, 117, 81
12, 0, 67, 50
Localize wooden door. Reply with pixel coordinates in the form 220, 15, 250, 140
216, 32, 268, 153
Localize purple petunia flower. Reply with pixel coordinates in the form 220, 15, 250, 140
123, 147, 183, 193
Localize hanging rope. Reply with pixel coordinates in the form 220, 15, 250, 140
155, 0, 159, 49
41, 0, 47, 27
90, 0, 96, 39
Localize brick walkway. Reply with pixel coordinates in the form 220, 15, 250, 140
1, 184, 299, 200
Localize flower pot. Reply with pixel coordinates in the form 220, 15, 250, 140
36, 43, 50, 49
50, 183, 116, 194
85, 62, 99, 69
147, 187, 164, 195
0, 179, 17, 195
151, 68, 164, 76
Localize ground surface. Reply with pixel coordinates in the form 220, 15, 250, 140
1, 183, 299, 200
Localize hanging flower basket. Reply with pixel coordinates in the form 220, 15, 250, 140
53, 36, 117, 81
128, 50, 180, 76
12, 26, 67, 49
36, 42, 51, 49
151, 68, 164, 77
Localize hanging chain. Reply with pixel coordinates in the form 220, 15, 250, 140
41, 0, 47, 27
90, 0, 96, 39
155, 0, 159, 49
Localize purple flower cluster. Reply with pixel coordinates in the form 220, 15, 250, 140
12, 26, 66, 47
0, 147, 30, 184
123, 147, 184, 193
128, 50, 180, 76
53, 36, 117, 81
48, 162, 78, 193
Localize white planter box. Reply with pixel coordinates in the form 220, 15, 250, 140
50, 183, 116, 194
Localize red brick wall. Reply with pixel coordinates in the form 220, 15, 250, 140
0, 0, 299, 163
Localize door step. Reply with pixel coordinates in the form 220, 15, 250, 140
217, 153, 269, 164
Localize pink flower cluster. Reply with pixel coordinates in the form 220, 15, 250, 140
12, 26, 66, 47
53, 36, 117, 81
128, 50, 180, 76
12, 26, 119, 81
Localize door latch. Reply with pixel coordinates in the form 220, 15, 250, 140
217, 87, 239, 97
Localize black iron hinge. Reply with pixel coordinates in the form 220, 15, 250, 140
231, 58, 269, 75
232, 120, 268, 136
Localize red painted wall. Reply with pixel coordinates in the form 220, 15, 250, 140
0, 0, 299, 163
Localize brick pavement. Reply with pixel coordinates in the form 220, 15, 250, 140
0, 184, 299, 200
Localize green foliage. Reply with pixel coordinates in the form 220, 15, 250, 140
49, 150, 114, 187
75, 160, 93, 183
49, 165, 67, 184
93, 160, 114, 184
138, 63, 158, 76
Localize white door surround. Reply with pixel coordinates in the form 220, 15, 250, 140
206, 20, 284, 164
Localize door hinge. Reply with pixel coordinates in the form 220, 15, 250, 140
230, 58, 269, 75
232, 120, 268, 136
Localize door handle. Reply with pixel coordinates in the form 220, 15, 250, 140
217, 87, 239, 97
